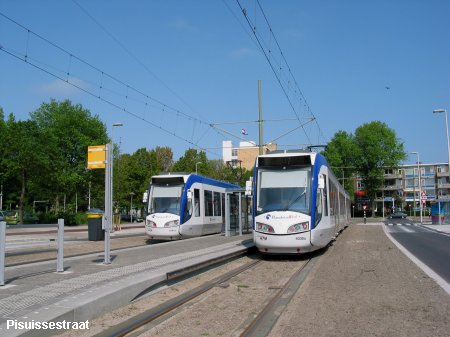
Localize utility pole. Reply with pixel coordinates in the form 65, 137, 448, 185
258, 80, 263, 155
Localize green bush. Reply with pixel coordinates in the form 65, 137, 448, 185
75, 212, 87, 225
37, 211, 87, 226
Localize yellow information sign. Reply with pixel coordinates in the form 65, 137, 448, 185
87, 145, 106, 169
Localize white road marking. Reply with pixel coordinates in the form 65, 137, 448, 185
382, 224, 450, 295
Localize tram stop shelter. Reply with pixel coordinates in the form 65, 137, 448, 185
224, 188, 252, 236
431, 199, 450, 224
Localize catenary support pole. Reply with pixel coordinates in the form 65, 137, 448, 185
258, 80, 263, 155
0, 221, 5, 286
104, 143, 112, 264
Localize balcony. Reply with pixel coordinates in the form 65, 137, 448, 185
382, 185, 402, 191
437, 183, 450, 189
437, 171, 449, 177
384, 173, 402, 179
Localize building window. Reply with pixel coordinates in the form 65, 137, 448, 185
231, 149, 238, 157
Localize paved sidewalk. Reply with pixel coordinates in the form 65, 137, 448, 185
0, 233, 253, 337
269, 223, 450, 337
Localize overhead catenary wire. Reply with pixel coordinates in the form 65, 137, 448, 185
234, 0, 326, 146
0, 46, 213, 153
0, 11, 226, 157
71, 0, 208, 124
0, 12, 207, 127
1, 5, 326, 158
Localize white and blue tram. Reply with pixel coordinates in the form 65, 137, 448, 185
143, 173, 240, 240
252, 150, 350, 254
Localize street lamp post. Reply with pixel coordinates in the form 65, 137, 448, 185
195, 162, 201, 175
433, 108, 449, 225
411, 151, 423, 223
130, 192, 135, 223
111, 123, 123, 230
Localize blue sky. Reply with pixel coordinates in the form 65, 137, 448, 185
1, 0, 449, 165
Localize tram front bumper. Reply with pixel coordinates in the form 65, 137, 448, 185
253, 231, 313, 254
146, 226, 181, 240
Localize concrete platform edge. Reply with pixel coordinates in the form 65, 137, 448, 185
1, 240, 253, 337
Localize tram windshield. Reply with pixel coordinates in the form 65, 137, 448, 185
256, 167, 311, 215
148, 184, 183, 215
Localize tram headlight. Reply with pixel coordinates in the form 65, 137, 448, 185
164, 220, 179, 227
256, 222, 274, 234
287, 221, 309, 234
146, 220, 156, 227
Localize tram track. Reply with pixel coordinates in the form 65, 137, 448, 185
239, 256, 317, 337
92, 258, 263, 337
85, 252, 320, 337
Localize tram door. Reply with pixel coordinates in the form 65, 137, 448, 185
229, 193, 240, 235
224, 190, 252, 236
221, 193, 225, 232
241, 195, 252, 234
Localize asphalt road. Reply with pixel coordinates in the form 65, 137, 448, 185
384, 218, 450, 283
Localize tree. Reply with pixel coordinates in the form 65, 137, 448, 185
0, 108, 7, 196
115, 146, 174, 212
2, 115, 48, 222
30, 99, 108, 212
154, 146, 173, 172
353, 121, 407, 207
324, 121, 407, 210
172, 149, 209, 175
322, 131, 357, 195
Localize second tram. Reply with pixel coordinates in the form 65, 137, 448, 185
144, 173, 240, 240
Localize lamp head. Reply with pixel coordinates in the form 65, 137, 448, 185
433, 109, 446, 114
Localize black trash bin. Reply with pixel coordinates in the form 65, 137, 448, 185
87, 210, 104, 241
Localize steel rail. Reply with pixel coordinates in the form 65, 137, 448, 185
239, 255, 318, 336
95, 258, 263, 337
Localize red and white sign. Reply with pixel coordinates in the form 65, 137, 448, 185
421, 192, 427, 204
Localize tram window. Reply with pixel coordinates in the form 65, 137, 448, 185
315, 189, 323, 225
221, 193, 225, 222
323, 175, 328, 216
214, 192, 221, 216
194, 189, 200, 217
204, 190, 213, 216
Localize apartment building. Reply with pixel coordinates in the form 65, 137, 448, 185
222, 140, 277, 170
372, 162, 450, 217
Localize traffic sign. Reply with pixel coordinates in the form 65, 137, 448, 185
421, 192, 427, 204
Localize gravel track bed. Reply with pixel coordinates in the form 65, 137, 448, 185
57, 255, 309, 337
